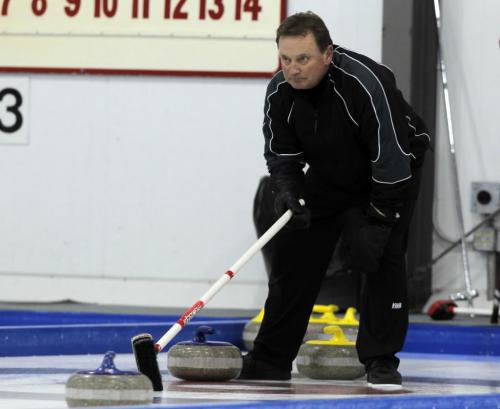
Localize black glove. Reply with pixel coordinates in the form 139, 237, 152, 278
347, 203, 398, 274
274, 191, 311, 230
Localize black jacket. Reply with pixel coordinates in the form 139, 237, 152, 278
263, 46, 430, 213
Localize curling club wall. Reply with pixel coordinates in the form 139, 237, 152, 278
429, 0, 500, 309
0, 0, 384, 309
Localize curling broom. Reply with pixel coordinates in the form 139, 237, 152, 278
131, 201, 301, 391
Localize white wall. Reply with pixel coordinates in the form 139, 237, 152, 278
430, 0, 500, 308
0, 0, 383, 309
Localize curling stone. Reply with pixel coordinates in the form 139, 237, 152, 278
65, 351, 153, 407
304, 304, 341, 341
167, 325, 242, 381
297, 325, 365, 380
243, 304, 339, 351
305, 306, 359, 343
242, 308, 265, 351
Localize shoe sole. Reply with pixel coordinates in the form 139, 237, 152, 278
367, 382, 403, 391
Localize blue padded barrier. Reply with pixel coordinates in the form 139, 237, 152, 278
0, 310, 237, 325
0, 311, 247, 357
402, 322, 500, 356
2, 310, 500, 357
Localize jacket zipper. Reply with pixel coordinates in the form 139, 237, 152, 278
314, 111, 318, 135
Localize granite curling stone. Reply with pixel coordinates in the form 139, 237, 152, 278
167, 325, 242, 381
297, 325, 365, 380
65, 351, 153, 407
242, 308, 265, 351
243, 304, 339, 351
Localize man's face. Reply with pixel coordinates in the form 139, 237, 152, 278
278, 32, 333, 90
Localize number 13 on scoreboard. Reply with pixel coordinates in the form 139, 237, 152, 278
0, 77, 29, 145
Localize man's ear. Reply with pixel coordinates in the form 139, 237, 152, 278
324, 44, 334, 65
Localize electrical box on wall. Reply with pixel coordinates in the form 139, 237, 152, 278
473, 226, 496, 252
470, 182, 500, 214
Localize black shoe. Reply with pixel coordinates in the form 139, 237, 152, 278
366, 359, 402, 390
238, 354, 291, 380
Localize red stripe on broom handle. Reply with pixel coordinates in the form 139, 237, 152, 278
155, 300, 205, 351
177, 300, 205, 327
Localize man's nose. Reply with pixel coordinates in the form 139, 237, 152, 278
289, 63, 300, 75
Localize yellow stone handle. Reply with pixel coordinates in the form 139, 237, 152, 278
312, 304, 339, 314
250, 308, 265, 323
306, 325, 355, 346
337, 307, 359, 326
251, 304, 340, 324
309, 304, 339, 324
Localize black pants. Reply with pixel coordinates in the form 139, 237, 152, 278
251, 171, 422, 371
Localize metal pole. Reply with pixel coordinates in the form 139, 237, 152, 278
433, 0, 478, 307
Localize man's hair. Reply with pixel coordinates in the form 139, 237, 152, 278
276, 11, 332, 52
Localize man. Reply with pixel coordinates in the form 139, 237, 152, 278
239, 11, 430, 389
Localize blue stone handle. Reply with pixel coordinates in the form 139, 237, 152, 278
194, 326, 215, 343
79, 350, 137, 375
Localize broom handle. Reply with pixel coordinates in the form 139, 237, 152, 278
453, 307, 493, 316
155, 200, 303, 352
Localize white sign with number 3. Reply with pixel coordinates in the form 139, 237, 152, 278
0, 77, 29, 144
